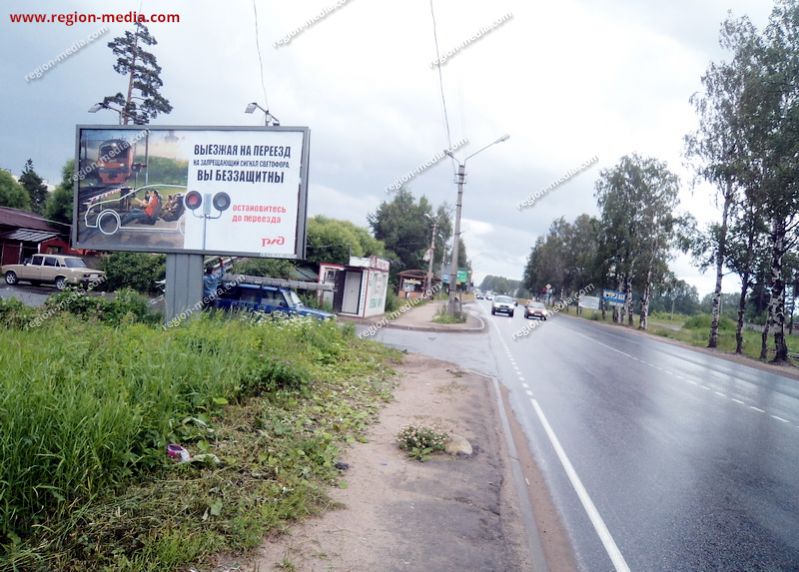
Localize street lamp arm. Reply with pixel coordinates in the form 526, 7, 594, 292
464, 134, 510, 162
88, 101, 141, 124
245, 102, 279, 126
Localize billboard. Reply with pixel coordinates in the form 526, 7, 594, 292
602, 289, 626, 306
72, 125, 310, 258
579, 295, 600, 310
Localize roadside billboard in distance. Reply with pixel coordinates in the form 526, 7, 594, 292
579, 296, 600, 310
602, 289, 626, 306
72, 125, 310, 258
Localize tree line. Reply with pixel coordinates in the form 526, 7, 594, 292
522, 0, 799, 363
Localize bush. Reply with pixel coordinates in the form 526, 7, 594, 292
396, 425, 450, 461
101, 252, 166, 293
0, 297, 36, 328
299, 292, 333, 313
42, 287, 155, 325
385, 288, 400, 313
232, 258, 295, 278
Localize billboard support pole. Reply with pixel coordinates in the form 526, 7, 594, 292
164, 253, 204, 325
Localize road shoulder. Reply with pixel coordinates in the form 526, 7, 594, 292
247, 354, 540, 571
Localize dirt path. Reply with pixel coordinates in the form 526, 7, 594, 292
248, 354, 539, 571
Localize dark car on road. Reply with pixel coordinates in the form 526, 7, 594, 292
213, 282, 335, 321
491, 295, 515, 317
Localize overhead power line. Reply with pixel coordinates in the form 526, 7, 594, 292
252, 0, 270, 110
429, 0, 456, 174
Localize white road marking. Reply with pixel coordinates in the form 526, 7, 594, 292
519, 376, 526, 382
571, 331, 635, 359
731, 398, 745, 405
492, 316, 792, 568
714, 391, 727, 398
530, 398, 631, 572
522, 382, 530, 389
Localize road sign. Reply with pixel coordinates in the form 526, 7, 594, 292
602, 289, 626, 306
457, 269, 468, 284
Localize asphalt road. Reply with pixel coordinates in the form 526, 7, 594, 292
0, 283, 54, 306
367, 302, 799, 571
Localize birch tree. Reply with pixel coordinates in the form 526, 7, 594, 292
741, 1, 799, 361
685, 15, 759, 347
595, 155, 679, 329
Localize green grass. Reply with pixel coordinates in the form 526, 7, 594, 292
647, 321, 780, 361
574, 308, 793, 363
0, 313, 399, 571
432, 308, 467, 324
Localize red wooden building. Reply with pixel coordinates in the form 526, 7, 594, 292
0, 207, 75, 266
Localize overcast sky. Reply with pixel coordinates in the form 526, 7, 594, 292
0, 0, 775, 296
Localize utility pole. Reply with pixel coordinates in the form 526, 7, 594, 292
448, 163, 465, 316
444, 134, 509, 317
426, 218, 438, 297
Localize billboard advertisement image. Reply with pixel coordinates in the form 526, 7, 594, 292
72, 126, 310, 258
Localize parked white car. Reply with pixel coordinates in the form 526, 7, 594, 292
2, 254, 105, 290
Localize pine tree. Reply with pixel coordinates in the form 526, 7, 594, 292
101, 22, 172, 125
18, 159, 48, 215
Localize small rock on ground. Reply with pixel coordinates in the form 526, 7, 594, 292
445, 434, 473, 457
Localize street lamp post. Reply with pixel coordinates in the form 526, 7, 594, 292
245, 102, 280, 126
444, 134, 509, 317
89, 101, 139, 124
